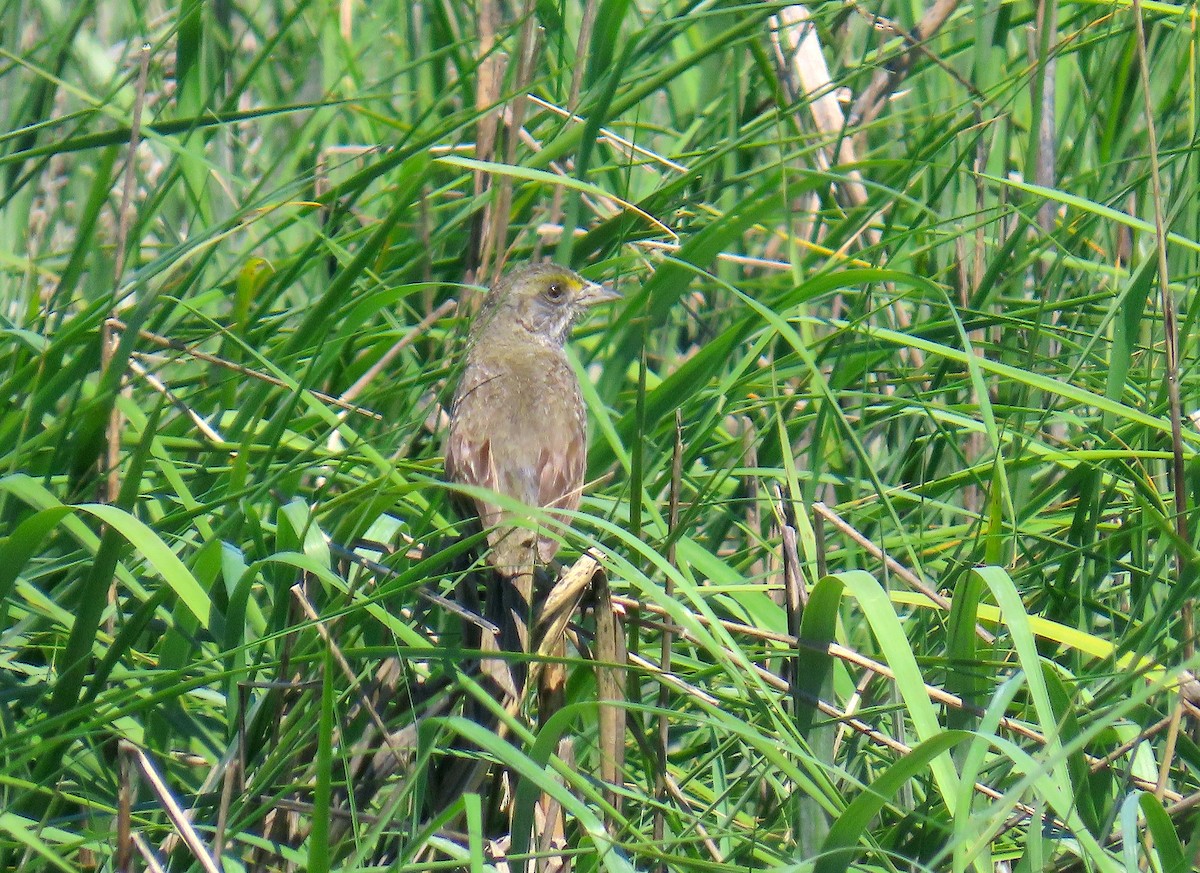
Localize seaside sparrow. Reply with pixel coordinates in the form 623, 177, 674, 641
445, 262, 619, 702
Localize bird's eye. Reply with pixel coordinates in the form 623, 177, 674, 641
545, 282, 566, 302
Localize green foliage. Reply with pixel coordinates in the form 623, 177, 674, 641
2, 0, 1198, 870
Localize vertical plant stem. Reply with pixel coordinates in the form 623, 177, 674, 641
536, 0, 598, 261
654, 409, 683, 860
1132, 0, 1192, 663
490, 0, 541, 279
1032, 0, 1057, 237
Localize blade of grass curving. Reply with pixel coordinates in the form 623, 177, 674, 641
1104, 254, 1155, 426
951, 673, 1027, 873
815, 731, 968, 873
816, 315, 1198, 447
891, 589, 1172, 687
440, 714, 635, 873
0, 812, 75, 873
834, 570, 962, 815
793, 572, 840, 854
48, 405, 174, 714
597, 187, 785, 399
1041, 665, 1104, 838
1137, 791, 1189, 873
945, 570, 985, 737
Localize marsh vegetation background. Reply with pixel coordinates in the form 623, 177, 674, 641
2, 1, 1199, 870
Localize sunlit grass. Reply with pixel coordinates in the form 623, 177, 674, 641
1, 1, 1198, 871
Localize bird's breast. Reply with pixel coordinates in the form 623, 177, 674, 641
486, 351, 581, 438
456, 346, 584, 501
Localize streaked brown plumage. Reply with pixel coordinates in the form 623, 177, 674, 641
445, 262, 618, 702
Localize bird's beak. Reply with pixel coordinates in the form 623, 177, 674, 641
577, 280, 621, 308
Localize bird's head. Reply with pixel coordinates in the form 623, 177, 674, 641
474, 262, 620, 347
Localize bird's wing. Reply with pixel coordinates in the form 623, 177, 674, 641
444, 363, 505, 532
535, 381, 586, 562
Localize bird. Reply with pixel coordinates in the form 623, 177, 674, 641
445, 262, 619, 705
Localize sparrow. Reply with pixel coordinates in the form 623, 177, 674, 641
445, 262, 619, 702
